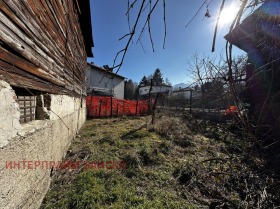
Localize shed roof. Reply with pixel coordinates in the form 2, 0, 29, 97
78, 0, 94, 57
224, 1, 280, 59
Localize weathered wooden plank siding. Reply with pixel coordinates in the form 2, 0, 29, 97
0, 0, 90, 96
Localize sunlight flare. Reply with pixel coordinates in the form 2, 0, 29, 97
219, 5, 239, 25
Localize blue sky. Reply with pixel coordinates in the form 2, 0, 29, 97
88, 0, 245, 85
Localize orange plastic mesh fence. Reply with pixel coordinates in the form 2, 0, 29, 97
86, 96, 150, 117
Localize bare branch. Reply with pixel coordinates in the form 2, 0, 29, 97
126, 0, 138, 16
119, 33, 133, 41
163, 0, 167, 49
139, 39, 147, 54
148, 0, 155, 52
127, 0, 132, 33
112, 49, 126, 69
136, 0, 159, 47
211, 0, 225, 52
113, 0, 147, 74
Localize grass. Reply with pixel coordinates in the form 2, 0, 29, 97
40, 113, 280, 209
41, 117, 194, 209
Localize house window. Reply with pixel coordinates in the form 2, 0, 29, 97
17, 95, 36, 123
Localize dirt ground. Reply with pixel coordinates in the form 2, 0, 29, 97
40, 111, 280, 209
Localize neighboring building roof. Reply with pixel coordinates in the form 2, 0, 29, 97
139, 84, 172, 88
87, 63, 125, 79
172, 87, 194, 93
139, 84, 172, 96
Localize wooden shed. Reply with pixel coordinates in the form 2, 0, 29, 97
225, 0, 280, 136
0, 0, 93, 96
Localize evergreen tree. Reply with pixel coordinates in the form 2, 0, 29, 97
153, 68, 164, 85
139, 76, 148, 85
124, 79, 137, 100
124, 79, 139, 100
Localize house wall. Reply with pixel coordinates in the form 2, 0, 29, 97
87, 65, 125, 99
172, 91, 191, 98
0, 80, 86, 209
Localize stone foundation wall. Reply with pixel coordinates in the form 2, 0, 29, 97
0, 81, 86, 209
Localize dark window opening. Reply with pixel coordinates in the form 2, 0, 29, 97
17, 95, 36, 124
13, 87, 40, 124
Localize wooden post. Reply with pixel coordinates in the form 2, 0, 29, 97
190, 90, 193, 114
148, 79, 153, 114
151, 93, 159, 125
24, 96, 26, 123
99, 99, 102, 117
88, 95, 93, 117
123, 100, 125, 116
110, 96, 113, 117
136, 100, 138, 116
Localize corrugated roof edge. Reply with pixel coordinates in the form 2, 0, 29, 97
78, 0, 94, 57
139, 84, 172, 87
87, 63, 126, 79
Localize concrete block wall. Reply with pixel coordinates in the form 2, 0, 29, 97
0, 81, 21, 147
0, 81, 86, 209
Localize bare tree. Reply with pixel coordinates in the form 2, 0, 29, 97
188, 53, 247, 113
110, 0, 276, 139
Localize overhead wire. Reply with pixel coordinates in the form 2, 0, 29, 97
185, 0, 208, 28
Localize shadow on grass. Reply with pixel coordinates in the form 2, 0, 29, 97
121, 124, 148, 140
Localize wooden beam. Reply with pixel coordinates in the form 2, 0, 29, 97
0, 47, 65, 86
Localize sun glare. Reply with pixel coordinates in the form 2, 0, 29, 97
219, 5, 239, 25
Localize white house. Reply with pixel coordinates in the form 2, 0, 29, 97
139, 84, 172, 96
86, 63, 125, 99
